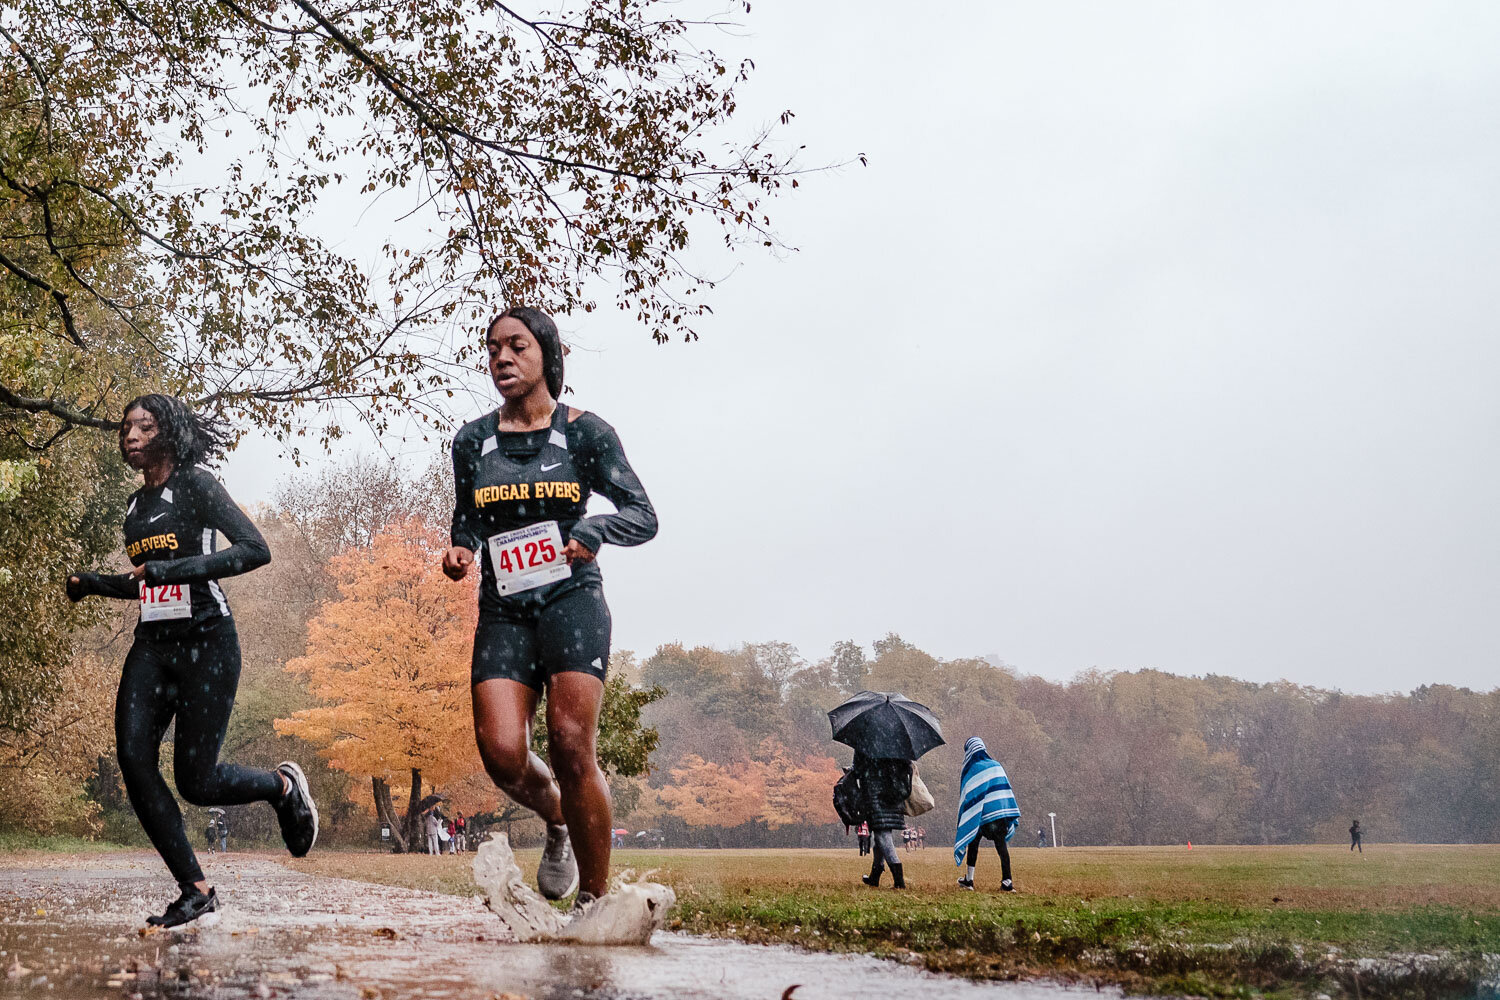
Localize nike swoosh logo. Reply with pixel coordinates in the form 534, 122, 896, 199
149, 513, 169, 522
541, 462, 562, 472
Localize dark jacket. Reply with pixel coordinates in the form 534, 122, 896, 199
852, 752, 912, 832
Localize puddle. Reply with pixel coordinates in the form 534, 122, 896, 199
0, 852, 1115, 999
471, 834, 674, 944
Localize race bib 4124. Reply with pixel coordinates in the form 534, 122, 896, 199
139, 581, 192, 622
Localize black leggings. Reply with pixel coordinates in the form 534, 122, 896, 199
965, 819, 1013, 882
115, 621, 282, 888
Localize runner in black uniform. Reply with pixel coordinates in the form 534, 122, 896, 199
65, 394, 318, 927
444, 307, 656, 907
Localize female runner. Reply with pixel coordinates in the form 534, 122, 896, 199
443, 307, 656, 907
66, 395, 318, 927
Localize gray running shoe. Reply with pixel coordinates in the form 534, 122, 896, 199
537, 823, 579, 900
273, 761, 319, 857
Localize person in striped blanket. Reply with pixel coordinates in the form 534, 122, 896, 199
954, 736, 1020, 891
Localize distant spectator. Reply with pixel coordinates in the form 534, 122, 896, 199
424, 809, 441, 855
456, 813, 467, 852
917, 825, 926, 850
856, 821, 871, 857
1350, 819, 1362, 853
1037, 826, 1047, 849
446, 818, 457, 854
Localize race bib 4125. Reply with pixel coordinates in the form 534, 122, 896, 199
487, 521, 572, 596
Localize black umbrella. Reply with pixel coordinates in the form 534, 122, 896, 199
828, 690, 944, 760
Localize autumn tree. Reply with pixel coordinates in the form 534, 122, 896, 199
0, 642, 120, 834
827, 639, 869, 696
0, 85, 144, 730
658, 754, 765, 844
757, 739, 841, 833
271, 456, 454, 566
276, 519, 479, 850
0, 1, 814, 450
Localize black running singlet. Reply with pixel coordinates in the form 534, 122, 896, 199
449, 405, 656, 619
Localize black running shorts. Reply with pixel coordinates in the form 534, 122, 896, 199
471, 582, 611, 690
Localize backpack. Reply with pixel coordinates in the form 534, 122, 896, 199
832, 766, 865, 827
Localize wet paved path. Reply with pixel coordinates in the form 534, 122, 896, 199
0, 852, 1109, 1000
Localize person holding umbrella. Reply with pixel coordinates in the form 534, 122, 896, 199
850, 752, 911, 887
829, 691, 944, 891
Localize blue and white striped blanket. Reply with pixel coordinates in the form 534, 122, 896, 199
954, 736, 1020, 866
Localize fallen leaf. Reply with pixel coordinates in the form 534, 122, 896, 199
372, 927, 400, 940
7, 958, 32, 980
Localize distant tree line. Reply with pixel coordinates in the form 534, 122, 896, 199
623, 635, 1500, 847
3, 457, 1495, 849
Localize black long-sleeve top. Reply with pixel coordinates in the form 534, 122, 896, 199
68, 464, 270, 638
450, 407, 656, 616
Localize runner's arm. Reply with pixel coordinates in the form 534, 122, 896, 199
144, 471, 271, 586
450, 434, 484, 552
66, 571, 139, 601
569, 416, 658, 552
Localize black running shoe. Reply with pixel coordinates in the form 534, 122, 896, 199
147, 887, 218, 928
957, 877, 975, 891
1000, 878, 1015, 892
571, 890, 599, 914
273, 761, 319, 857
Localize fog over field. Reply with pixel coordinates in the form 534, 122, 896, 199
220, 3, 1500, 696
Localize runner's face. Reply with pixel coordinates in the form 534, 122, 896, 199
487, 317, 546, 399
120, 407, 161, 469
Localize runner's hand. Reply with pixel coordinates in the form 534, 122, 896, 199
562, 539, 596, 566
442, 546, 474, 580
66, 575, 85, 602
130, 564, 146, 581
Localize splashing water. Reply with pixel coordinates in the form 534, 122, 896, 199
472, 833, 675, 945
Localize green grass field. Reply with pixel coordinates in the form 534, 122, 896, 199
288, 843, 1500, 998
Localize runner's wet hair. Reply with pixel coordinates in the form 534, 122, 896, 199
488, 307, 565, 399
119, 394, 233, 467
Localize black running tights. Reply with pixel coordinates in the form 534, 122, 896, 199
115, 622, 282, 889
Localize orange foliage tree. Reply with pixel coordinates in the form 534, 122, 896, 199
758, 739, 842, 831
651, 740, 845, 843
275, 519, 486, 851
658, 754, 765, 843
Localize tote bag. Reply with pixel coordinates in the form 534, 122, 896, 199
905, 764, 935, 817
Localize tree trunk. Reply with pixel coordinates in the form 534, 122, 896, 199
372, 777, 408, 852
402, 767, 423, 850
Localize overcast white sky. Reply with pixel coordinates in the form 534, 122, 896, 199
222, 2, 1500, 694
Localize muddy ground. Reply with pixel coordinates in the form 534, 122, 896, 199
0, 851, 1106, 1000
